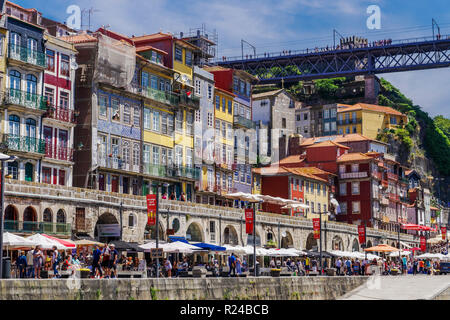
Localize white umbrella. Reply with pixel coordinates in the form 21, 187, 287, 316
2, 232, 35, 247
222, 244, 246, 254
163, 241, 203, 254
389, 250, 411, 257
281, 203, 310, 210
27, 233, 68, 250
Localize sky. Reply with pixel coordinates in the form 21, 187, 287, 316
13, 0, 450, 117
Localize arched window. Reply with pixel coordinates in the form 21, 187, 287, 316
43, 208, 52, 222
9, 70, 21, 91
56, 209, 66, 224
26, 74, 37, 95
122, 141, 130, 165
8, 115, 20, 136
25, 118, 36, 139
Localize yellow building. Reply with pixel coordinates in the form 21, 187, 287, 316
0, 26, 7, 93
337, 103, 407, 139
214, 87, 235, 203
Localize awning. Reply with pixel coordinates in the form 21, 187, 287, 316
192, 243, 226, 251
109, 240, 143, 252
169, 236, 189, 243
42, 234, 76, 248
401, 224, 433, 231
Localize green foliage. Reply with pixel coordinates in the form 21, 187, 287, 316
150, 287, 158, 300
434, 115, 450, 139
314, 79, 339, 98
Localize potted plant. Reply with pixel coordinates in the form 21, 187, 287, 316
266, 240, 277, 248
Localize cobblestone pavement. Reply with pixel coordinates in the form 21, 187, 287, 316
341, 275, 450, 300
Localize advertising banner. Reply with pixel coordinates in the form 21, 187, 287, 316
442, 227, 447, 241
146, 194, 157, 226
358, 224, 366, 244
245, 208, 254, 234
420, 236, 426, 252
313, 218, 321, 239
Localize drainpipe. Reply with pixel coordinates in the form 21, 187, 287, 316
219, 214, 222, 246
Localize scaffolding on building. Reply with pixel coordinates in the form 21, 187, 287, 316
176, 24, 218, 66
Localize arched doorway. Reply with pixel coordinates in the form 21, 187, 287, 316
186, 222, 203, 242
281, 231, 294, 249
43, 208, 53, 233
332, 236, 344, 250
4, 205, 18, 231
224, 225, 238, 245
23, 206, 37, 232
352, 239, 359, 252
145, 222, 165, 241
305, 233, 317, 250
94, 213, 120, 243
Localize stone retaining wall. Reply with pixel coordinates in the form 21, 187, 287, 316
0, 277, 368, 300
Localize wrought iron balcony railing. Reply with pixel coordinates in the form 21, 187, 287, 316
6, 88, 48, 111
2, 134, 46, 154
233, 115, 256, 129
4, 220, 71, 236
45, 144, 74, 161
8, 43, 47, 68
45, 105, 76, 123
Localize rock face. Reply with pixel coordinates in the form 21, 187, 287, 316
0, 277, 368, 300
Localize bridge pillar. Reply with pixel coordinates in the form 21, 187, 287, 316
364, 75, 380, 104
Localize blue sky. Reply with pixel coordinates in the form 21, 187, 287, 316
14, 0, 450, 117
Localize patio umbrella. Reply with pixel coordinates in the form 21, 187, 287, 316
42, 234, 76, 248
222, 245, 247, 254
2, 232, 36, 248
27, 234, 68, 250
389, 250, 411, 257
74, 239, 104, 247
364, 244, 399, 252
192, 242, 226, 251
163, 241, 204, 254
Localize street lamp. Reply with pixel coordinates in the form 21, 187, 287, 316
0, 154, 18, 279
152, 182, 169, 279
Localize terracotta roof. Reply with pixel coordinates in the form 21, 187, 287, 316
252, 89, 284, 100
215, 86, 236, 97
300, 134, 376, 147
337, 153, 373, 163
131, 32, 172, 42
252, 166, 288, 175
284, 167, 329, 183
305, 140, 349, 149
136, 45, 168, 55
337, 105, 362, 112
356, 103, 405, 116
6, 1, 36, 12
275, 155, 305, 165
203, 66, 230, 72
60, 33, 98, 44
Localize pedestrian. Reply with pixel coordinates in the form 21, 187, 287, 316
101, 244, 111, 278
33, 245, 44, 279
336, 258, 342, 276
26, 249, 34, 278
91, 244, 103, 278
236, 256, 242, 275
51, 246, 60, 278
228, 253, 236, 277
164, 258, 172, 277
419, 259, 424, 274
269, 258, 276, 268
180, 192, 186, 201
17, 251, 27, 278
169, 192, 176, 200
109, 244, 119, 278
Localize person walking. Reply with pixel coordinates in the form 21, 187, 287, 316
91, 244, 103, 278
109, 244, 119, 278
228, 253, 236, 277
269, 258, 276, 269
164, 258, 172, 278
51, 246, 60, 278
26, 249, 34, 278
101, 244, 111, 278
236, 256, 242, 275
33, 245, 44, 279
17, 251, 27, 278
335, 258, 342, 276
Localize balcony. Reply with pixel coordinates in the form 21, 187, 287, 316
8, 44, 47, 68
339, 171, 368, 179
371, 172, 382, 180
45, 105, 76, 124
178, 90, 200, 109
45, 144, 74, 162
388, 193, 400, 202
233, 115, 256, 129
2, 134, 45, 154
4, 220, 71, 236
387, 172, 398, 181
143, 87, 180, 106
98, 155, 139, 173
143, 163, 172, 178
173, 165, 200, 180
5, 88, 48, 111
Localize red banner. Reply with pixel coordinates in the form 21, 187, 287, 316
245, 208, 254, 234
420, 236, 427, 252
358, 225, 366, 244
442, 227, 447, 241
146, 194, 157, 226
313, 218, 321, 239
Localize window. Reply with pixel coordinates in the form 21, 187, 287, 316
324, 122, 330, 132
175, 111, 183, 132
60, 54, 70, 77
303, 113, 308, 120
324, 109, 329, 119
282, 118, 286, 128
331, 108, 337, 118
227, 124, 232, 140
207, 112, 213, 127
311, 202, 315, 213
240, 80, 245, 94
28, 38, 37, 53
340, 202, 347, 214
340, 183, 347, 196
208, 84, 212, 100
215, 95, 220, 109
133, 143, 140, 167
98, 95, 108, 118
351, 164, 359, 172
7, 161, 18, 180
9, 70, 21, 91
185, 50, 192, 66
161, 113, 168, 134
305, 181, 309, 193
141, 72, 149, 88
152, 146, 160, 165
234, 170, 239, 181
186, 112, 193, 135
122, 141, 130, 166
133, 106, 140, 126
352, 126, 357, 133
351, 182, 360, 195
59, 170, 66, 186
221, 121, 226, 138
296, 114, 301, 121
42, 167, 52, 184
222, 98, 226, 112
152, 110, 160, 132
143, 108, 151, 129
46, 49, 55, 72
26, 74, 37, 95
150, 75, 158, 89
346, 127, 350, 134
111, 98, 120, 121
45, 87, 54, 106
175, 145, 183, 166
352, 201, 360, 214
331, 122, 336, 131
168, 114, 174, 135
195, 79, 201, 95
175, 46, 183, 62
186, 148, 193, 167
128, 214, 136, 228
323, 204, 327, 213
390, 116, 397, 125
143, 144, 150, 164
233, 77, 239, 92
161, 148, 167, 166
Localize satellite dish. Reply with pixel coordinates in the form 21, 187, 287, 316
281, 231, 286, 238
181, 74, 188, 82
70, 61, 79, 70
